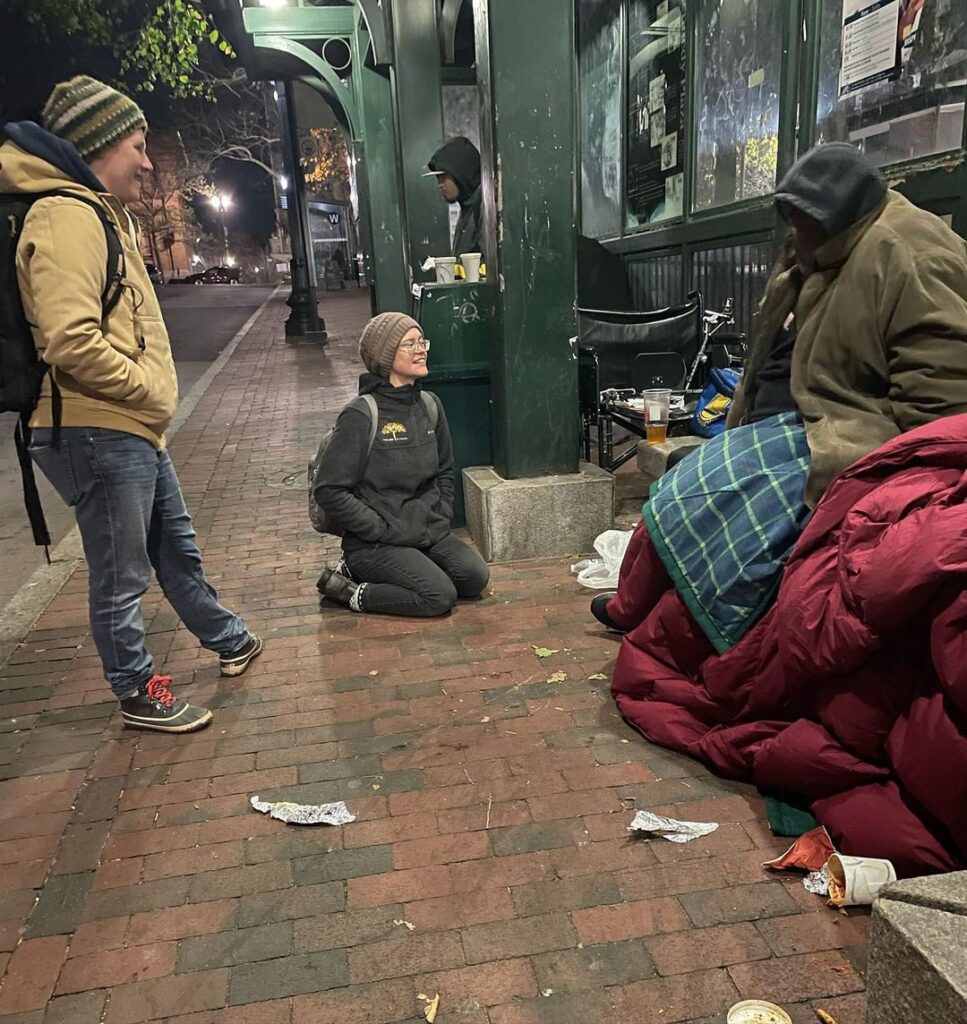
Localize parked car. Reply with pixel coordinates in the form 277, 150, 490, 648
188, 266, 241, 285
171, 266, 242, 285
144, 262, 164, 286
212, 265, 242, 285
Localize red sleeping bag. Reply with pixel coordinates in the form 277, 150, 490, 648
611, 414, 967, 877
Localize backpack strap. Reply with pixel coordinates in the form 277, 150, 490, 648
13, 418, 52, 558
359, 394, 379, 453
420, 390, 439, 429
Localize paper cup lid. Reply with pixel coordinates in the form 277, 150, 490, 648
726, 1001, 793, 1024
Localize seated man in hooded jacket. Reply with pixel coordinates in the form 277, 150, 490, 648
425, 136, 485, 262
593, 143, 967, 651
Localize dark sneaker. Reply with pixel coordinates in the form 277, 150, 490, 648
316, 567, 360, 607
591, 592, 627, 634
120, 675, 212, 733
219, 634, 264, 677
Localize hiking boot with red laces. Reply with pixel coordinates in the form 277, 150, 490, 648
119, 675, 213, 733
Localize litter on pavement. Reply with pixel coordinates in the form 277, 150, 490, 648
250, 796, 355, 826
627, 809, 719, 844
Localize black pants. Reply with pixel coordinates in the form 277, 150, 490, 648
343, 533, 490, 617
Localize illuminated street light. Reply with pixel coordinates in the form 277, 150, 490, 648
209, 192, 232, 260
226, 255, 236, 267
279, 175, 289, 190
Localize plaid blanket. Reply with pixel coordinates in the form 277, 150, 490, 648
643, 412, 810, 652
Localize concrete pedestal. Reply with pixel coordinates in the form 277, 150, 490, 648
866, 870, 967, 1022
463, 463, 614, 563
636, 436, 706, 481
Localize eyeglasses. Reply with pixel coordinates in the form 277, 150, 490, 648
399, 338, 430, 352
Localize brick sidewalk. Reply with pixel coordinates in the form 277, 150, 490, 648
0, 290, 869, 1023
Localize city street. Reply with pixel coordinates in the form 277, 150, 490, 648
0, 284, 274, 610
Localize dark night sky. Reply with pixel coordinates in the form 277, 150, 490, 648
1, 3, 276, 244
194, 159, 278, 247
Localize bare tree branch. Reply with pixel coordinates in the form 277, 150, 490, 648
176, 82, 281, 182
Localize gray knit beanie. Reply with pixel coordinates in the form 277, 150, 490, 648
42, 76, 147, 159
359, 312, 422, 378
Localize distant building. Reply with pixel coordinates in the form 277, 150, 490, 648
132, 129, 197, 280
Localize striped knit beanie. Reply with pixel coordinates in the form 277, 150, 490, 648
42, 76, 147, 159
359, 312, 421, 378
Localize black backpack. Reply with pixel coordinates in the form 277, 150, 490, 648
0, 191, 125, 556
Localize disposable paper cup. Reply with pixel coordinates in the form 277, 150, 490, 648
643, 387, 672, 445
460, 252, 482, 283
434, 257, 457, 284
827, 853, 896, 906
726, 1000, 793, 1024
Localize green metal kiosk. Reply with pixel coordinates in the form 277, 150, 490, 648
412, 281, 496, 527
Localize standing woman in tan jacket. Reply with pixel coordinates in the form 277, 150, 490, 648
0, 77, 262, 733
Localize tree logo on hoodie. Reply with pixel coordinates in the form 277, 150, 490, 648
381, 422, 408, 442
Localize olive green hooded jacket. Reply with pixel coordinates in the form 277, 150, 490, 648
729, 144, 967, 506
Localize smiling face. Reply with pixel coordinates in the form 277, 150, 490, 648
88, 128, 152, 205
388, 327, 430, 386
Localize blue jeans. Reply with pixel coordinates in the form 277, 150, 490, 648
29, 427, 249, 699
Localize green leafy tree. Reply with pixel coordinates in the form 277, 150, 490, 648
2, 0, 236, 101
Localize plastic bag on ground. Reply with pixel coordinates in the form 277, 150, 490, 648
571, 529, 633, 590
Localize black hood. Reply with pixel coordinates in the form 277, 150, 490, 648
427, 136, 481, 203
775, 143, 887, 239
2, 121, 106, 193
358, 371, 423, 399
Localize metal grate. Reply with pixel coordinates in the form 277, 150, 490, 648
626, 253, 685, 312
691, 240, 774, 336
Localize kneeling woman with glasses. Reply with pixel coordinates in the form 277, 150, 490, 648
314, 313, 490, 616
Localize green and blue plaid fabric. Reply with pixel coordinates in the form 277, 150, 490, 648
643, 412, 810, 653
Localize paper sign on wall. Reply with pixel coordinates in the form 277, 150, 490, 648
839, 0, 901, 97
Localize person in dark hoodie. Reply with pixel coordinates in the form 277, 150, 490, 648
314, 312, 490, 616
425, 136, 485, 261
0, 77, 262, 733
592, 143, 967, 643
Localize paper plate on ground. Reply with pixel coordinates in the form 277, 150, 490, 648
726, 1000, 793, 1024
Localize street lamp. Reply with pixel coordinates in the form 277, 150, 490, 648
278, 174, 288, 190
210, 192, 232, 262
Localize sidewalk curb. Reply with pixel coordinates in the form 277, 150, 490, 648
0, 286, 282, 673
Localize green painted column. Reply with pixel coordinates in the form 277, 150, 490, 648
355, 58, 411, 313
475, 0, 579, 479
389, 0, 452, 282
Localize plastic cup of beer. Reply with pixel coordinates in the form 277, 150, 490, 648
643, 388, 672, 444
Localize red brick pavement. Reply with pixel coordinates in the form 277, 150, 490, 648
0, 290, 869, 1023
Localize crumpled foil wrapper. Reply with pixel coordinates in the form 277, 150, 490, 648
250, 795, 355, 826
628, 809, 719, 844
803, 864, 830, 895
